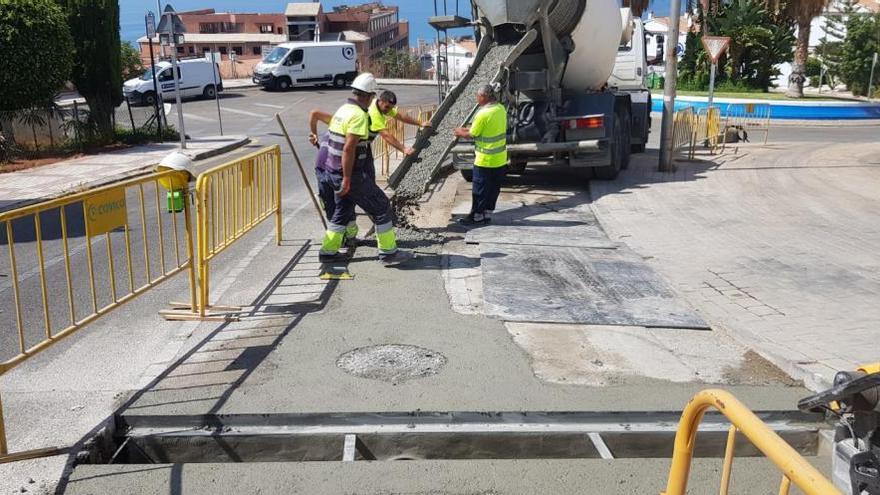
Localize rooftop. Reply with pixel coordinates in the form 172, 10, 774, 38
285, 3, 322, 17
137, 33, 288, 44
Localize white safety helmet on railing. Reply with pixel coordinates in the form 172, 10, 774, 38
351, 73, 377, 94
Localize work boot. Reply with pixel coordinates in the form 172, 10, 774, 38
457, 213, 490, 226
318, 251, 349, 263
379, 249, 414, 266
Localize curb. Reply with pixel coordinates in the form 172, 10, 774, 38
0, 137, 251, 214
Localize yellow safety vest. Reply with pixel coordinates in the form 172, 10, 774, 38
324, 99, 370, 171
368, 100, 398, 141
471, 102, 508, 168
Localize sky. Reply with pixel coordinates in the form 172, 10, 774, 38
120, 0, 682, 45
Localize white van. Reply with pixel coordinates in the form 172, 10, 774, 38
123, 59, 222, 106
252, 41, 358, 91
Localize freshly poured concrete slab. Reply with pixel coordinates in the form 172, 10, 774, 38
480, 244, 708, 329
463, 201, 617, 249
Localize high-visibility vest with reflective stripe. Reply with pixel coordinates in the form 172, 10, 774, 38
324, 100, 370, 171
471, 102, 508, 168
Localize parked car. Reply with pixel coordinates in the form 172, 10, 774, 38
252, 41, 358, 91
123, 59, 222, 106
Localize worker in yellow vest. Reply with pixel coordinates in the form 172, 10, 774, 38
312, 73, 413, 265
453, 84, 508, 225
367, 90, 431, 165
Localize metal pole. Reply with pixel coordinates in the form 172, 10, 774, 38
157, 0, 165, 58
275, 114, 328, 231
868, 52, 878, 102
210, 54, 223, 135
707, 62, 717, 110
168, 14, 186, 149
148, 36, 163, 140
658, 0, 683, 172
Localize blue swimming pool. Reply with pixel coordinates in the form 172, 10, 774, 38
649, 95, 880, 119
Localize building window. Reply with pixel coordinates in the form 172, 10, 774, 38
219, 46, 228, 55
258, 24, 274, 33
188, 46, 195, 54
203, 47, 211, 53
253, 46, 262, 55
233, 46, 243, 55
176, 46, 184, 54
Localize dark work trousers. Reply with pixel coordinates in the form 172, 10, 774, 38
318, 156, 393, 228
471, 165, 507, 216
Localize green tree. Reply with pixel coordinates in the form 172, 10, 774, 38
121, 41, 145, 82
684, 0, 794, 91
371, 48, 422, 79
60, 0, 123, 141
0, 0, 73, 140
839, 12, 880, 96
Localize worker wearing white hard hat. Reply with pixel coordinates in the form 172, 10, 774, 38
313, 72, 413, 266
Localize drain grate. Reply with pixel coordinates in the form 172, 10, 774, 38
336, 344, 447, 383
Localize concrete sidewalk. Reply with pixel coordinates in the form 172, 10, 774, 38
0, 135, 249, 213
590, 141, 880, 390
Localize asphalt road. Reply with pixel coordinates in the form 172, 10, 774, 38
0, 85, 438, 365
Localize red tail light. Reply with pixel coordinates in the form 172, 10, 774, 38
567, 116, 604, 129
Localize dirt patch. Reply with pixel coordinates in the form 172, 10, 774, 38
1, 143, 132, 174
723, 350, 802, 387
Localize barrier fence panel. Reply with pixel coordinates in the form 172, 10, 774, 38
193, 145, 282, 319
722, 103, 771, 152
374, 105, 437, 178
0, 169, 195, 462
693, 106, 722, 155
671, 106, 696, 160
661, 389, 841, 495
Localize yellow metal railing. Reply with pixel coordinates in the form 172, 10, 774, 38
721, 103, 771, 152
694, 106, 722, 154
373, 105, 437, 177
672, 106, 697, 160
193, 145, 282, 318
662, 389, 841, 495
0, 169, 195, 462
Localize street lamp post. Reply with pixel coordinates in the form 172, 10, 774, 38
658, 0, 683, 172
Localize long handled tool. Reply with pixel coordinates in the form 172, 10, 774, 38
275, 113, 328, 231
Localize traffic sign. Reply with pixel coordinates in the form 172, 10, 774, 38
702, 36, 731, 64
145, 11, 156, 38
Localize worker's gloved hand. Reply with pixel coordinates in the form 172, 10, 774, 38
337, 176, 351, 197
404, 147, 416, 156
308, 132, 319, 147
420, 122, 432, 129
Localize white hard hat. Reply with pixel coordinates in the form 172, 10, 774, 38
351, 72, 377, 94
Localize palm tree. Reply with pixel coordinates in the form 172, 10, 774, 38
623, 0, 651, 16
785, 0, 833, 97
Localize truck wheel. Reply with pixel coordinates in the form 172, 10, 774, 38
142, 91, 157, 107
333, 75, 347, 88
276, 77, 292, 91
460, 169, 473, 182
510, 159, 527, 175
594, 118, 622, 180
202, 85, 217, 99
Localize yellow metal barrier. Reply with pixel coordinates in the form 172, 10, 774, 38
373, 105, 437, 177
0, 169, 195, 462
671, 106, 697, 160
721, 103, 771, 152
694, 106, 722, 154
662, 389, 841, 495
189, 145, 282, 319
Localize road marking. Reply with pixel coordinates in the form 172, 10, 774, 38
254, 103, 285, 110
222, 107, 270, 118
179, 113, 215, 123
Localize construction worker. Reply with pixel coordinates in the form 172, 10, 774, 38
367, 90, 431, 167
310, 73, 413, 265
453, 84, 508, 225
309, 90, 430, 246
309, 111, 358, 245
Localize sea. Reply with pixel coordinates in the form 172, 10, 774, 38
120, 0, 678, 46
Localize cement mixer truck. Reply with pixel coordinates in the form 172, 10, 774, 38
448, 0, 652, 181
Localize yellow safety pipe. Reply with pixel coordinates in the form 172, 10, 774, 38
661, 389, 841, 495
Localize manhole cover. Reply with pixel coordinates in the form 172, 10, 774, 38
336, 344, 447, 383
